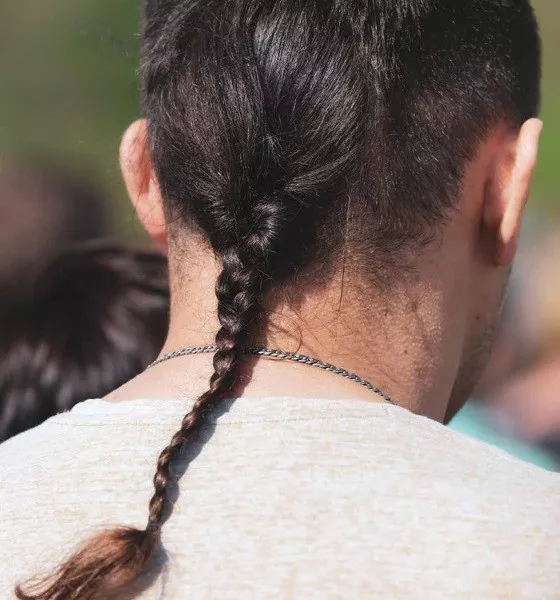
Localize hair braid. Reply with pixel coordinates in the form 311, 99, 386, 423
16, 233, 271, 600
147, 244, 265, 530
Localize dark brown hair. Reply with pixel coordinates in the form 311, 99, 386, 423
17, 0, 540, 597
0, 241, 169, 443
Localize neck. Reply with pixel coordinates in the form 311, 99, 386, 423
106, 238, 468, 421
142, 247, 466, 423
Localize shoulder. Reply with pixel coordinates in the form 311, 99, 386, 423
0, 405, 153, 531
0, 414, 89, 529
0, 417, 82, 589
394, 409, 560, 555
0, 409, 155, 590
0, 404, 159, 505
355, 406, 560, 521
324, 408, 560, 593
0, 414, 71, 477
395, 406, 559, 484
0, 410, 89, 477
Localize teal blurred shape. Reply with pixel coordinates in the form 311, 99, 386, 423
449, 401, 559, 472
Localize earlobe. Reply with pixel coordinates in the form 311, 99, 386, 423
487, 118, 542, 266
120, 119, 168, 253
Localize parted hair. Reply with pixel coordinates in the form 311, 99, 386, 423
17, 0, 540, 598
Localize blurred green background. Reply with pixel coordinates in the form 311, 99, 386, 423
0, 0, 558, 232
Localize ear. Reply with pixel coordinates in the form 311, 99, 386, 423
120, 119, 168, 253
483, 118, 543, 266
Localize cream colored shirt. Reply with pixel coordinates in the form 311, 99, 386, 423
0, 396, 559, 599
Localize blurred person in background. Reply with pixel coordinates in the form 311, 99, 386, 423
450, 219, 560, 471
0, 242, 169, 442
1, 1, 559, 599
0, 157, 109, 316
483, 228, 560, 459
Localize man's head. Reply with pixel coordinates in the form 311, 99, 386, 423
122, 0, 541, 417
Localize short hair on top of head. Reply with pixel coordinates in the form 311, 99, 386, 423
16, 2, 541, 599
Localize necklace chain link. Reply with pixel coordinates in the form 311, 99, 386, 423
147, 345, 395, 406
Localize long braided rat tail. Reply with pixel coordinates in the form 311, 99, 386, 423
147, 237, 274, 530
15, 209, 279, 600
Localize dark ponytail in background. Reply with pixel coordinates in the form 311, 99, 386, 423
17, 0, 540, 597
1, 241, 168, 443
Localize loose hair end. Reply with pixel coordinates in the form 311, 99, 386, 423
15, 527, 158, 600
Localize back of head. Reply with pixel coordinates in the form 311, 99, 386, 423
0, 242, 169, 443
17, 1, 541, 598
144, 0, 539, 278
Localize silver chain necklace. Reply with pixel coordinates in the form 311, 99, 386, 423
147, 345, 395, 406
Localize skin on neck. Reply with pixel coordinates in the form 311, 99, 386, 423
107, 213, 468, 422
156, 228, 465, 422
109, 119, 543, 423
